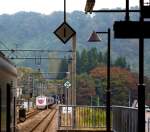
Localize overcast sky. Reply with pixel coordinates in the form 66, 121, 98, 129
0, 0, 139, 15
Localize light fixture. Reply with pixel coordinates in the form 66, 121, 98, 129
88, 31, 101, 42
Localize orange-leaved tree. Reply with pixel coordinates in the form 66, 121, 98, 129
90, 66, 138, 106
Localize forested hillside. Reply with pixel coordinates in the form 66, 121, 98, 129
0, 7, 150, 76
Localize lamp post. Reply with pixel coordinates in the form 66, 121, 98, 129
88, 28, 111, 132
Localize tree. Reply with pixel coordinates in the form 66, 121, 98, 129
114, 56, 127, 68
87, 47, 99, 71
76, 74, 96, 105
98, 51, 103, 64
80, 49, 89, 73
17, 67, 49, 98
90, 66, 138, 106
102, 51, 107, 65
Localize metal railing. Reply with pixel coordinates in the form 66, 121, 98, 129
58, 105, 138, 131
146, 118, 150, 132
112, 106, 138, 132
58, 105, 108, 129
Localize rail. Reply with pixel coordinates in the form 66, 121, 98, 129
111, 106, 138, 132
58, 105, 109, 130
58, 105, 138, 132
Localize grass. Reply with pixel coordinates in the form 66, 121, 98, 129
75, 107, 107, 128
60, 106, 112, 130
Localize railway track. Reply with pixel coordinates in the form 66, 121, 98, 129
26, 110, 41, 119
17, 107, 57, 132
30, 108, 57, 132
17, 109, 41, 124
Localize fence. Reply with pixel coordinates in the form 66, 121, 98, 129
147, 118, 150, 132
58, 105, 138, 131
58, 105, 107, 129
112, 106, 138, 132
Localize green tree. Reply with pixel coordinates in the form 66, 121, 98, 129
103, 51, 107, 65
76, 74, 96, 105
87, 48, 98, 71
80, 49, 89, 73
98, 51, 103, 64
114, 56, 127, 68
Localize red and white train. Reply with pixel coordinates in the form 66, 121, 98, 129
36, 95, 55, 109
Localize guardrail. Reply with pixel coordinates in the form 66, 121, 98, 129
147, 118, 150, 132
112, 106, 138, 132
58, 105, 138, 131
58, 105, 108, 129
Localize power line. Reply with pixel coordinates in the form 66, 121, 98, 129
0, 49, 73, 52
0, 40, 10, 50
9, 57, 73, 60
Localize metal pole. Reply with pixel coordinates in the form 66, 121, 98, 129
91, 9, 140, 13
138, 37, 145, 132
64, 0, 66, 22
125, 0, 130, 21
67, 87, 68, 127
106, 28, 111, 132
138, 0, 145, 131
66, 72, 70, 105
72, 34, 76, 105
65, 84, 67, 105
68, 63, 72, 105
96, 29, 111, 131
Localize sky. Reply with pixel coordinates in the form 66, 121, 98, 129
0, 0, 139, 15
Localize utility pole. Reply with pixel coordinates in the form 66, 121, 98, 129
72, 34, 76, 105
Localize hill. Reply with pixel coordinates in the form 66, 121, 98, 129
0, 8, 150, 76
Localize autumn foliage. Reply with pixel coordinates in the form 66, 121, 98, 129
90, 66, 138, 90
76, 74, 96, 105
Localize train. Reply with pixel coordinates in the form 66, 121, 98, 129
0, 51, 17, 132
36, 95, 55, 109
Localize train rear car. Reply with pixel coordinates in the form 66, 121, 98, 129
0, 52, 17, 132
36, 95, 54, 110
36, 96, 47, 109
